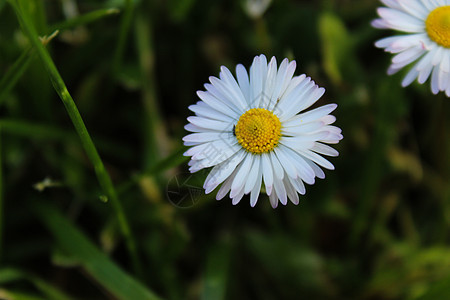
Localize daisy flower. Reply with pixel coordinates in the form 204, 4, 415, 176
372, 0, 450, 96
183, 55, 342, 208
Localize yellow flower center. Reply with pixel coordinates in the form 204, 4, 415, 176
425, 5, 450, 48
235, 108, 281, 154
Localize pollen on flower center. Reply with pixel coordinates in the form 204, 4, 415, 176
234, 108, 281, 154
425, 5, 450, 48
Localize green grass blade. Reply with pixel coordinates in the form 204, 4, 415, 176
318, 11, 359, 86
0, 46, 35, 107
0, 119, 133, 159
0, 125, 3, 262
134, 10, 167, 170
0, 119, 72, 141
201, 237, 232, 300
8, 0, 141, 276
0, 289, 48, 300
113, 0, 134, 72
49, 8, 120, 32
34, 204, 161, 300
0, 268, 74, 300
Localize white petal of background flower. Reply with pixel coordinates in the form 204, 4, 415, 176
184, 54, 343, 208
373, 0, 450, 96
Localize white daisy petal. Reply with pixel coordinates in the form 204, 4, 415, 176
288, 176, 306, 195
269, 151, 284, 180
249, 55, 263, 107
280, 145, 315, 184
261, 153, 274, 195
209, 76, 247, 111
196, 91, 239, 118
273, 147, 297, 179
373, 0, 450, 96
284, 177, 299, 205
391, 46, 426, 68
188, 142, 241, 171
244, 156, 261, 194
280, 132, 330, 147
372, 18, 390, 29
188, 102, 233, 123
402, 66, 420, 86
219, 66, 249, 110
232, 186, 245, 205
273, 174, 287, 205
184, 55, 342, 207
280, 138, 315, 151
185, 135, 238, 160
260, 56, 278, 109
311, 142, 339, 157
236, 64, 251, 104
320, 115, 337, 125
250, 159, 263, 207
216, 173, 235, 200
269, 191, 278, 208
183, 132, 223, 144
287, 104, 337, 125
205, 83, 242, 114
305, 159, 326, 179
298, 149, 335, 170
277, 76, 313, 114
377, 7, 425, 32
280, 84, 326, 121
431, 46, 444, 65
397, 0, 429, 19
187, 116, 232, 131
390, 33, 429, 52
203, 150, 246, 192
270, 60, 297, 108
440, 50, 450, 72
381, 0, 402, 10
230, 154, 254, 197
282, 121, 325, 136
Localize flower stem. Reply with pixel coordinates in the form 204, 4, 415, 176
8, 0, 141, 276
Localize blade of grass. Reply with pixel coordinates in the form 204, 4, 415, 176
0, 125, 3, 262
135, 10, 167, 170
8, 0, 141, 277
0, 119, 133, 159
349, 79, 404, 246
0, 289, 48, 300
0, 119, 72, 141
0, 46, 36, 107
113, 0, 134, 73
34, 203, 161, 300
49, 8, 120, 32
201, 237, 232, 300
0, 268, 74, 300
31, 0, 47, 33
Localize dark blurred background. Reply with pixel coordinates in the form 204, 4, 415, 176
0, 0, 449, 299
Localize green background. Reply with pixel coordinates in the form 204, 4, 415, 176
0, 0, 449, 299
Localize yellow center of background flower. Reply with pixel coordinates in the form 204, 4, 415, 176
235, 108, 281, 154
426, 6, 450, 48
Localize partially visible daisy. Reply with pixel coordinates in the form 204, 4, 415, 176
183, 55, 342, 208
372, 0, 450, 96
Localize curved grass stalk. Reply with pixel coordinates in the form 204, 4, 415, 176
7, 0, 141, 276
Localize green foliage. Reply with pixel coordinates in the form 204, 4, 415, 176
0, 0, 449, 299
34, 203, 161, 300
